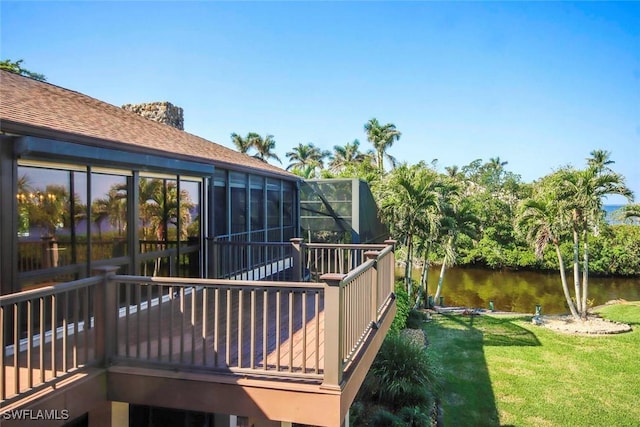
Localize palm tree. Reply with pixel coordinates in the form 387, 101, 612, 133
444, 165, 462, 179
559, 165, 633, 317
364, 118, 401, 173
328, 139, 372, 173
518, 192, 579, 318
286, 143, 329, 177
251, 134, 281, 164
230, 132, 255, 154
432, 196, 478, 304
377, 163, 442, 299
586, 149, 614, 173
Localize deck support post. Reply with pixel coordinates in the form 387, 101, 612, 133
94, 266, 119, 366
290, 238, 304, 282
320, 272, 346, 390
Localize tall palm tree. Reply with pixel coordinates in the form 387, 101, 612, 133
251, 134, 281, 164
559, 165, 633, 317
517, 193, 579, 318
378, 164, 442, 298
432, 196, 479, 304
286, 143, 329, 176
364, 118, 401, 173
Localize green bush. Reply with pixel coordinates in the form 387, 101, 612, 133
398, 405, 433, 427
360, 334, 441, 411
368, 408, 403, 426
390, 281, 410, 335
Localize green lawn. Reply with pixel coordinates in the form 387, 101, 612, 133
424, 302, 640, 427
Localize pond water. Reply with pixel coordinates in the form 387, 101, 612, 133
400, 266, 640, 315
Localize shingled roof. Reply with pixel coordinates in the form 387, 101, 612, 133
0, 70, 295, 179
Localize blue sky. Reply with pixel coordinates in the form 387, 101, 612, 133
2, 1, 639, 204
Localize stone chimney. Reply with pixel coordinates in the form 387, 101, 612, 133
122, 101, 184, 130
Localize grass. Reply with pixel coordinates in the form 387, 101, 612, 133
423, 302, 640, 427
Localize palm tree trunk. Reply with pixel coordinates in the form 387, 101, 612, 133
556, 244, 579, 319
404, 235, 413, 297
433, 259, 446, 304
581, 230, 589, 319
419, 244, 431, 308
572, 228, 582, 313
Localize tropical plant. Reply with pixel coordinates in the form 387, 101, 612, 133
230, 132, 255, 154
285, 142, 329, 177
251, 134, 281, 164
518, 152, 633, 319
614, 203, 640, 223
557, 161, 633, 318
432, 196, 479, 303
518, 189, 579, 318
328, 139, 373, 173
1, 59, 46, 81
364, 118, 401, 173
359, 334, 441, 411
377, 163, 443, 298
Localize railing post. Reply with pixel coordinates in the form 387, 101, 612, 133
320, 272, 346, 390
290, 238, 304, 282
384, 240, 397, 294
365, 251, 380, 328
93, 266, 119, 366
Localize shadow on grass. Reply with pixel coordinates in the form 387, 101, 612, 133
426, 314, 540, 426
447, 314, 541, 347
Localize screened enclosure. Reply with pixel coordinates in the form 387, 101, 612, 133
300, 179, 388, 244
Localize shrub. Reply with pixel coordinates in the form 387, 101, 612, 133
390, 281, 410, 335
368, 408, 403, 427
398, 405, 433, 427
360, 334, 442, 411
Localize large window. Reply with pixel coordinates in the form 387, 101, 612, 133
16, 162, 206, 287
16, 163, 132, 287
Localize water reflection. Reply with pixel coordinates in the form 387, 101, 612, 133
404, 267, 640, 314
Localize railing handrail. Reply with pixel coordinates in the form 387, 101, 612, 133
112, 274, 323, 291
205, 238, 291, 247
0, 275, 103, 306
302, 242, 387, 250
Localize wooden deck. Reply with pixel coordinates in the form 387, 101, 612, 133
2, 242, 396, 426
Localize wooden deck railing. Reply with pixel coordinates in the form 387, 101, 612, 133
2, 240, 396, 405
0, 275, 102, 404
207, 239, 294, 280
320, 244, 395, 388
